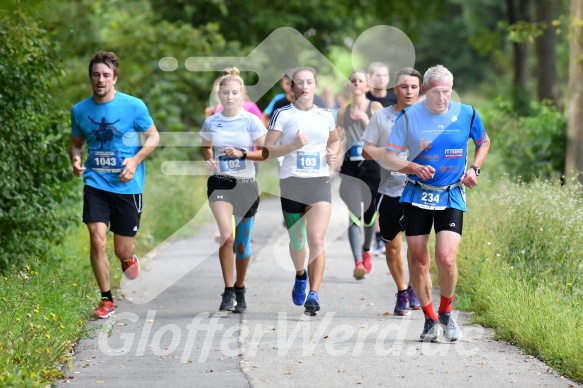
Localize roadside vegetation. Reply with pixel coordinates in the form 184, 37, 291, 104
455, 99, 582, 381
0, 148, 280, 386
2, 0, 582, 385
458, 175, 583, 381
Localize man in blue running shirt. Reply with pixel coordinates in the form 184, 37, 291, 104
382, 65, 490, 343
69, 51, 160, 319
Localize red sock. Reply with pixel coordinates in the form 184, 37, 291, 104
421, 302, 437, 321
439, 295, 454, 315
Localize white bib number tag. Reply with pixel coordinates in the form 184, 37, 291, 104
294, 151, 321, 172
348, 140, 364, 161
217, 155, 247, 175
410, 185, 449, 210
217, 154, 251, 177
89, 150, 123, 173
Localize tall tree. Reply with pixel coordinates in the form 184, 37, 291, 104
534, 0, 560, 107
150, 0, 354, 53
39, 0, 236, 131
566, 0, 583, 184
507, 0, 532, 113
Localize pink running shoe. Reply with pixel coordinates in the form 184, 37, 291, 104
362, 250, 374, 274
353, 261, 366, 280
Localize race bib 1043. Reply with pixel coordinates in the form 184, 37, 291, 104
89, 150, 123, 173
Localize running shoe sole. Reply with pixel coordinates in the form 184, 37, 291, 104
304, 298, 320, 312
353, 265, 366, 280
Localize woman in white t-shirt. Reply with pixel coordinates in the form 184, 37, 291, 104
263, 66, 340, 314
200, 68, 267, 313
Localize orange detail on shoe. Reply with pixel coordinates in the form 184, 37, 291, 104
121, 254, 140, 280
94, 299, 115, 319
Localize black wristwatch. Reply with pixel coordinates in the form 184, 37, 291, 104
470, 165, 481, 176
239, 148, 247, 160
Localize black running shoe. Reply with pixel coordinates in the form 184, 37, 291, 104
220, 289, 236, 311
234, 287, 247, 313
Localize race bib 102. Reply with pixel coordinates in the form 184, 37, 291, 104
217, 155, 246, 174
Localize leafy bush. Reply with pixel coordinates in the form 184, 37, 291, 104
458, 176, 583, 381
0, 11, 78, 270
40, 0, 236, 133
480, 98, 566, 181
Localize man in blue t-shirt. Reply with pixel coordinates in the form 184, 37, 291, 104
69, 51, 160, 319
383, 65, 490, 343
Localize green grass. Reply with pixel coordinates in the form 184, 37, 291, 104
4, 144, 582, 384
457, 175, 583, 382
0, 147, 208, 385
0, 147, 282, 385
0, 225, 95, 386
137, 146, 211, 248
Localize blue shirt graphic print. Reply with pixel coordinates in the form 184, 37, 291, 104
71, 92, 154, 194
386, 101, 488, 211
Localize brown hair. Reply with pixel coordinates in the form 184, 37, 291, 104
349, 69, 367, 82
394, 67, 422, 87
291, 66, 318, 87
89, 51, 119, 77
367, 61, 389, 76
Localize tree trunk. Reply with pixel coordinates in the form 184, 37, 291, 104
507, 0, 532, 113
534, 0, 560, 107
566, 0, 583, 184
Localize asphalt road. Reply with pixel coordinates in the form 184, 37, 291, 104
56, 182, 580, 387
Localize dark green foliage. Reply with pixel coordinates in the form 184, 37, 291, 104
0, 11, 77, 269
482, 98, 566, 181
41, 0, 234, 133
150, 0, 354, 53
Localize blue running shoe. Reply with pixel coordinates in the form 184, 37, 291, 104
407, 285, 421, 310
394, 291, 411, 316
292, 270, 308, 306
304, 290, 320, 312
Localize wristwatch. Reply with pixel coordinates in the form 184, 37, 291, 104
239, 148, 247, 160
470, 165, 481, 176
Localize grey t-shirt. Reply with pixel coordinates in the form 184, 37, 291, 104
361, 105, 407, 197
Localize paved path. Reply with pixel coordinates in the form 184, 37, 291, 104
57, 185, 580, 387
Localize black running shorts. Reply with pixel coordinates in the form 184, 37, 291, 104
207, 175, 260, 218
403, 203, 464, 236
375, 193, 405, 242
83, 185, 142, 237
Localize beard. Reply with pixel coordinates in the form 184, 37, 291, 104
93, 85, 110, 97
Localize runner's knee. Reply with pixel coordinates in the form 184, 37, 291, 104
234, 216, 254, 259
114, 246, 133, 260
284, 212, 306, 251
